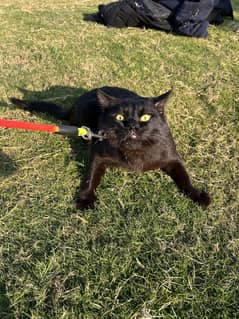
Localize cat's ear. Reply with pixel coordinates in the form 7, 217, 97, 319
152, 90, 172, 114
97, 89, 119, 109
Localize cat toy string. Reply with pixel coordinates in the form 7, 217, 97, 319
0, 118, 104, 141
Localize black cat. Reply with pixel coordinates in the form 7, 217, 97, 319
10, 86, 211, 210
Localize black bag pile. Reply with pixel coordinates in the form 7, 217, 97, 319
93, 0, 233, 38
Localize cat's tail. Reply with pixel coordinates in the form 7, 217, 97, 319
9, 98, 70, 121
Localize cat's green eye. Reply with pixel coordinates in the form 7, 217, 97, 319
140, 114, 151, 122
116, 114, 124, 121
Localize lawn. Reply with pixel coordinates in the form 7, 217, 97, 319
0, 1, 239, 318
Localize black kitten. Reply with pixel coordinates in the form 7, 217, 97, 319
10, 86, 211, 210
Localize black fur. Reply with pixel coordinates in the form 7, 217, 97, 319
10, 86, 211, 210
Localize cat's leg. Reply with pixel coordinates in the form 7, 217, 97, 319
76, 156, 106, 210
162, 159, 211, 207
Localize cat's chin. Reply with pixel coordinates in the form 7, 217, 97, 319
120, 141, 144, 152
121, 135, 155, 151
105, 136, 138, 150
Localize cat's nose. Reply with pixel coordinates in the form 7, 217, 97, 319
127, 120, 139, 130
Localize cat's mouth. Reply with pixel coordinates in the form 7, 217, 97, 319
120, 130, 142, 149
122, 130, 138, 142
103, 129, 138, 141
129, 130, 137, 139
102, 128, 141, 148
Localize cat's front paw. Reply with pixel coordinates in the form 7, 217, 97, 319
198, 190, 211, 208
76, 198, 95, 210
192, 189, 211, 208
76, 193, 97, 210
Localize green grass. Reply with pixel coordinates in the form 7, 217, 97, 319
0, 1, 239, 318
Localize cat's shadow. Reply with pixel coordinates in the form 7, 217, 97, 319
9, 85, 91, 204
16, 85, 86, 108
0, 280, 15, 319
0, 151, 17, 178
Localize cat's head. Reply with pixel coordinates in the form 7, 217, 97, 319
97, 89, 172, 151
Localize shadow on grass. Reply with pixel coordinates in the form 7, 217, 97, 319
0, 151, 17, 177
10, 85, 91, 204
214, 17, 239, 33
0, 281, 14, 319
16, 85, 86, 108
83, 12, 99, 23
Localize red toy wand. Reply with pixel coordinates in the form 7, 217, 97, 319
0, 118, 104, 140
